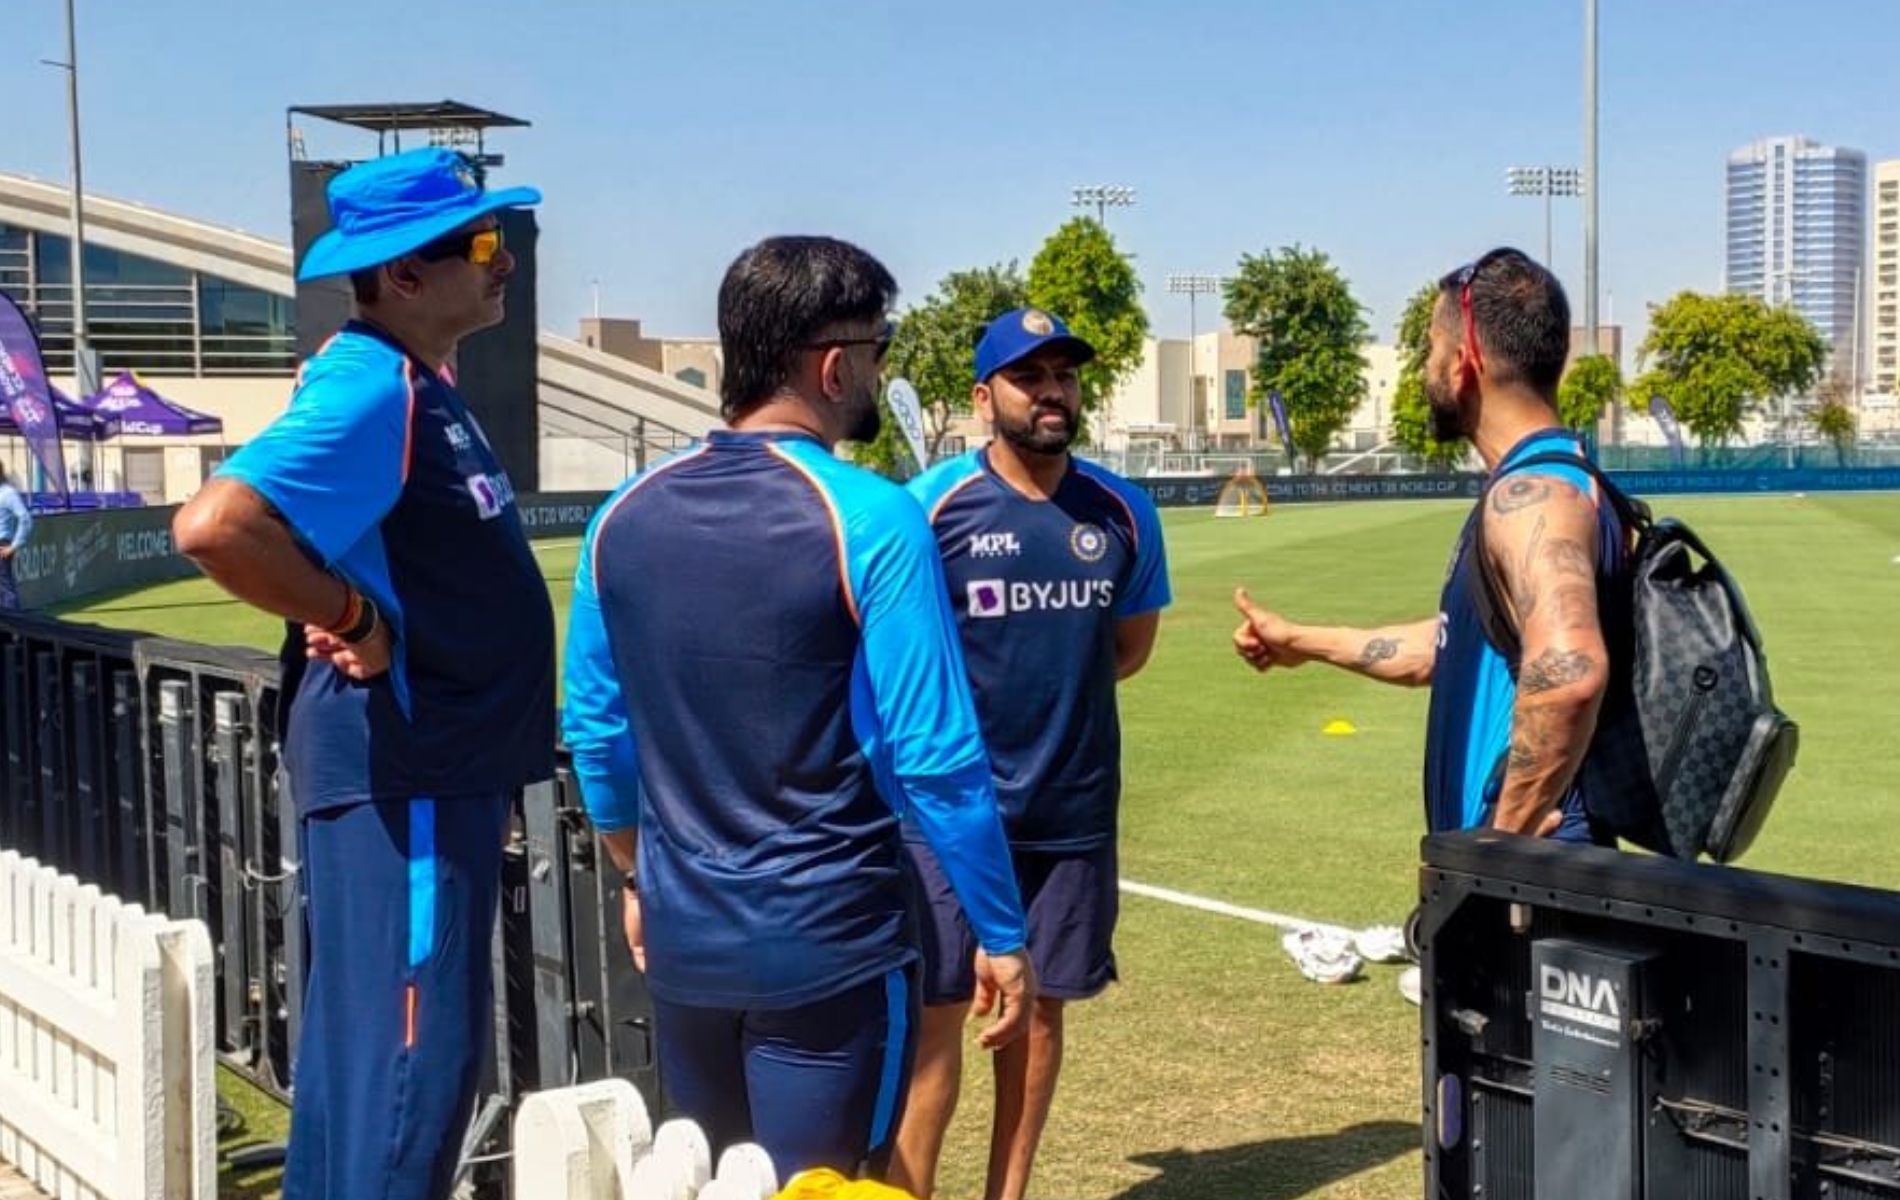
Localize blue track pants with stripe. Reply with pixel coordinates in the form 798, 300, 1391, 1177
653, 965, 918, 1185
284, 794, 510, 1200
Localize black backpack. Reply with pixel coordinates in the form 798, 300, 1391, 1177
1470, 452, 1798, 862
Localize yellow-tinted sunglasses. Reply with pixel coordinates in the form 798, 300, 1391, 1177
416, 226, 505, 266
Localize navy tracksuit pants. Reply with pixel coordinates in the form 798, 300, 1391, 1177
283, 794, 509, 1200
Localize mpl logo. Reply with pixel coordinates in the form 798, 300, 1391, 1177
445, 423, 472, 453
1539, 965, 1621, 1032
968, 532, 1021, 559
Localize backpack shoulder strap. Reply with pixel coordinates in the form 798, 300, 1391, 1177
1468, 449, 1649, 662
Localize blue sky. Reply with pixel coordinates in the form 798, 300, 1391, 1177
3, 0, 1896, 351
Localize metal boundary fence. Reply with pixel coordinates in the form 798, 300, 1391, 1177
0, 611, 660, 1195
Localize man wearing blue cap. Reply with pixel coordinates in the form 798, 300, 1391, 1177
892, 309, 1171, 1200
174, 148, 552, 1199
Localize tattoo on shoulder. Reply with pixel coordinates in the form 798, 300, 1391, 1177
1492, 477, 1552, 515
1521, 648, 1596, 694
1356, 637, 1400, 667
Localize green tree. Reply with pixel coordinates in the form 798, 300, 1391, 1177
858, 263, 1028, 474
1812, 372, 1859, 467
1633, 291, 1827, 447
1025, 218, 1149, 427
1387, 281, 1465, 470
1223, 245, 1369, 470
1557, 354, 1622, 433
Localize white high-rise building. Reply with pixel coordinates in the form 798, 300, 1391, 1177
1725, 136, 1868, 377
1871, 160, 1900, 396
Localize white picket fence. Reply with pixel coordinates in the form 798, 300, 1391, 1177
0, 850, 215, 1200
514, 1081, 781, 1200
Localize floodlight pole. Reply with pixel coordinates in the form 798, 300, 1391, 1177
1583, 0, 1601, 358
44, 0, 95, 395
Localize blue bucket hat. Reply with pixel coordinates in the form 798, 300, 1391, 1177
296, 147, 542, 282
974, 307, 1096, 382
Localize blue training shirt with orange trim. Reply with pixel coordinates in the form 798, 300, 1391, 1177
218, 321, 555, 812
907, 449, 1171, 850
563, 429, 1028, 1010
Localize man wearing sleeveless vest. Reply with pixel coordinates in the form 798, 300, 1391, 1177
1232, 248, 1626, 845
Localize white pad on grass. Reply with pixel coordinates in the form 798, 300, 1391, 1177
1354, 925, 1409, 963
1282, 927, 1363, 984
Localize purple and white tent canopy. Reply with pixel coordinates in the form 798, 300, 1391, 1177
84, 371, 224, 438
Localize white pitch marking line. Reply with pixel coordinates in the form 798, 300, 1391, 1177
1118, 878, 1352, 938
531, 538, 584, 552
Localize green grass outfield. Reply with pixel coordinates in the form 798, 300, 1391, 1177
55, 493, 1900, 1199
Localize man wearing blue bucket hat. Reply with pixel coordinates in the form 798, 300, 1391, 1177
892, 308, 1170, 1200
174, 147, 553, 1199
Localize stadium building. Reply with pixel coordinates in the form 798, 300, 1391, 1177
0, 168, 719, 502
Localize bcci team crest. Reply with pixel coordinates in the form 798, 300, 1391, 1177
1021, 310, 1055, 336
1069, 523, 1108, 563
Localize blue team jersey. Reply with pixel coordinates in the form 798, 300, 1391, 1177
1424, 429, 1626, 838
563, 430, 1027, 1010
906, 450, 1171, 850
219, 322, 555, 812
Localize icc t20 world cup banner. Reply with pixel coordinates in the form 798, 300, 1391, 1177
0, 290, 68, 496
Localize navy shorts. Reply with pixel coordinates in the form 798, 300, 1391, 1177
652, 965, 918, 1185
904, 838, 1119, 1005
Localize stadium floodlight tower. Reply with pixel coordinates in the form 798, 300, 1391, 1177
1168, 274, 1224, 437
1506, 165, 1582, 268
1071, 184, 1137, 225
284, 100, 541, 489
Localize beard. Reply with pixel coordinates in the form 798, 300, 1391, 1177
995, 402, 1078, 455
1423, 368, 1473, 444
844, 382, 882, 443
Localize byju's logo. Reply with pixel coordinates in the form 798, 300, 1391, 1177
965, 578, 1116, 619
968, 532, 1021, 559
465, 470, 517, 519
968, 579, 1008, 619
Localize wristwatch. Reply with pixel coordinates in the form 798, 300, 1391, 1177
622, 867, 639, 895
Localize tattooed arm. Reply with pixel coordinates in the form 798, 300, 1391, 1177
1483, 474, 1611, 835
1233, 588, 1440, 687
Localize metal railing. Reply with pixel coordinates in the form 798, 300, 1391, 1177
0, 611, 659, 1196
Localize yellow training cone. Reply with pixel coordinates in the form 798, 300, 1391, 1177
1322, 719, 1359, 736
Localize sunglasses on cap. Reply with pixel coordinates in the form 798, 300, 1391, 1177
415, 225, 505, 267
802, 321, 896, 364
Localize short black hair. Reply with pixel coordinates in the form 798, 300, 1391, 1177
717, 236, 897, 419
1437, 248, 1570, 396
350, 268, 381, 307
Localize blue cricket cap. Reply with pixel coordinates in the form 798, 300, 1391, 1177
296, 147, 542, 282
974, 308, 1096, 382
